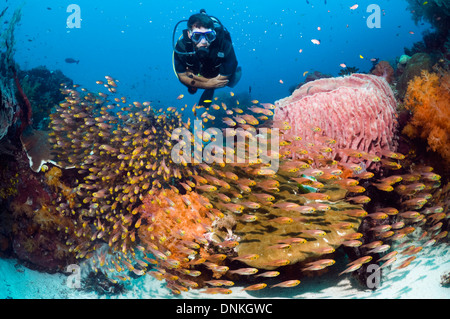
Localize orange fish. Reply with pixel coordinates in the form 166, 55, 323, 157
378, 207, 399, 215
240, 214, 258, 222
196, 184, 217, 192
242, 283, 267, 291
396, 256, 416, 269
300, 193, 330, 201
349, 256, 373, 266
278, 238, 307, 245
273, 202, 301, 210
339, 263, 363, 276
370, 225, 393, 232
377, 251, 399, 262
218, 240, 239, 248
263, 259, 291, 267
348, 195, 371, 204
342, 240, 363, 247
229, 268, 259, 275
205, 254, 227, 262
372, 183, 394, 192
271, 280, 301, 288
380, 150, 405, 160
399, 211, 420, 219
255, 271, 280, 278
302, 229, 327, 237
366, 212, 389, 220
343, 232, 363, 240
219, 203, 244, 214
343, 209, 368, 217
252, 193, 275, 202
391, 221, 405, 230
354, 171, 374, 179
240, 201, 261, 209
201, 288, 232, 295
268, 243, 291, 250
307, 259, 336, 268
367, 244, 391, 254
361, 241, 383, 249
379, 257, 397, 269
270, 217, 294, 224
230, 254, 260, 262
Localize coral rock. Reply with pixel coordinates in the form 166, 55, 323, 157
396, 53, 433, 99
224, 186, 365, 270
371, 61, 395, 84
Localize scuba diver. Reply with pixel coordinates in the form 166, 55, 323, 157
173, 9, 241, 110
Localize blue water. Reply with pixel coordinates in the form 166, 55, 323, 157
13, 0, 430, 107
4, 0, 448, 300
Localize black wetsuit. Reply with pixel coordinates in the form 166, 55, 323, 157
174, 29, 240, 108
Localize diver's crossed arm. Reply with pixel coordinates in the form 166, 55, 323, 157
178, 71, 229, 90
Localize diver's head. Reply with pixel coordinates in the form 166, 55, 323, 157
187, 14, 216, 53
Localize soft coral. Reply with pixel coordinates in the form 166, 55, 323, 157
403, 70, 450, 163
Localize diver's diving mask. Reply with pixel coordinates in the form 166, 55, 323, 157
191, 30, 216, 44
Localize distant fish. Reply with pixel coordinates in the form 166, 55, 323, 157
306, 0, 327, 4
65, 58, 79, 64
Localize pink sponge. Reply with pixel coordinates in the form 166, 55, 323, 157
274, 74, 398, 162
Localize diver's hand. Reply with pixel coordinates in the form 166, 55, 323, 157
179, 72, 228, 89
205, 75, 229, 89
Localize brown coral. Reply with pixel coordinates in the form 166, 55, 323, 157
371, 61, 395, 84
403, 70, 450, 163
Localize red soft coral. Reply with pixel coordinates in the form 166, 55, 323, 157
371, 61, 395, 84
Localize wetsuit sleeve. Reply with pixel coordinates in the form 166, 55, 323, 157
220, 41, 238, 77
174, 41, 187, 74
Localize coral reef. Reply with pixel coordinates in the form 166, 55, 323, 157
0, 58, 447, 294
397, 53, 434, 99
338, 66, 360, 77
274, 74, 398, 163
0, 8, 21, 141
6, 151, 76, 272
402, 70, 450, 164
291, 71, 332, 93
371, 61, 395, 84
42, 75, 450, 295
406, 0, 450, 37
441, 271, 450, 287
17, 66, 73, 130
19, 127, 54, 172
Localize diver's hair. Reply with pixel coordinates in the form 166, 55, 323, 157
188, 13, 214, 30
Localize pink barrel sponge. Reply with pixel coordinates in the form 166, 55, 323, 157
274, 74, 398, 161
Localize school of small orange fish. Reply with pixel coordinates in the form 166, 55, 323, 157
48, 76, 449, 295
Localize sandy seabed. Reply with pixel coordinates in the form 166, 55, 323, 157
1, 239, 449, 300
